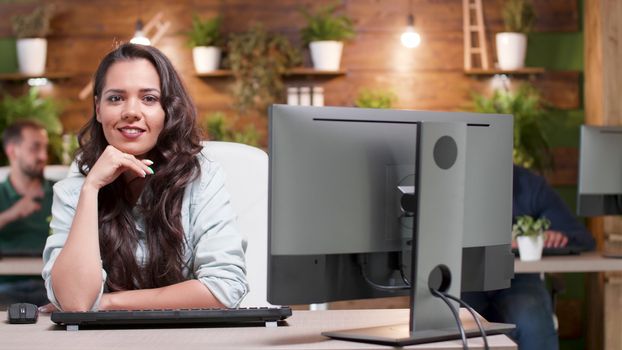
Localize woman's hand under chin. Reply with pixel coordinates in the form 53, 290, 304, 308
83, 145, 154, 191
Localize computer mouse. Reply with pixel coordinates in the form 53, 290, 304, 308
7, 303, 38, 324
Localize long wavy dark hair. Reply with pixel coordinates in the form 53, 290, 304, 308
76, 43, 203, 291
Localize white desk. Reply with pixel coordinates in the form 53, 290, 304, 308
0, 309, 515, 350
514, 251, 622, 349
7, 252, 621, 276
514, 251, 622, 273
0, 257, 43, 276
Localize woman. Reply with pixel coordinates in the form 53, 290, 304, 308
41, 43, 248, 312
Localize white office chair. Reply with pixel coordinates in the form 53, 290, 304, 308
0, 164, 70, 182
202, 141, 270, 307
63, 142, 271, 307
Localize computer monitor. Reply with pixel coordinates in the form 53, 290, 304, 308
267, 105, 515, 345
577, 125, 622, 216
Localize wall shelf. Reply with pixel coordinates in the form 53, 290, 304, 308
196, 67, 347, 78
464, 67, 545, 76
0, 72, 74, 81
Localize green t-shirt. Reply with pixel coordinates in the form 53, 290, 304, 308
0, 177, 53, 282
0, 177, 54, 253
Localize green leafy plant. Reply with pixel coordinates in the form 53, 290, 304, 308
186, 15, 222, 48
471, 84, 552, 172
502, 0, 535, 33
60, 133, 79, 165
11, 4, 56, 39
226, 24, 301, 113
0, 87, 63, 165
202, 112, 260, 147
354, 88, 397, 109
300, 3, 356, 45
512, 215, 550, 239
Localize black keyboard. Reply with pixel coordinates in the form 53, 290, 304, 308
512, 246, 584, 257
51, 306, 292, 329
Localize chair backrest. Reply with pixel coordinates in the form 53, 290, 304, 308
0, 165, 70, 182
202, 141, 270, 307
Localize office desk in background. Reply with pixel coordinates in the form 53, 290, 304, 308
0, 309, 515, 350
514, 251, 622, 273
515, 251, 622, 350
5, 252, 622, 276
0, 257, 43, 276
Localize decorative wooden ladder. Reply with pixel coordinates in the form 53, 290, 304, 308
462, 0, 490, 71
78, 12, 171, 100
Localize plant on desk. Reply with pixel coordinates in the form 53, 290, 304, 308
512, 215, 550, 261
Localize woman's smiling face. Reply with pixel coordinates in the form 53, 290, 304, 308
96, 58, 165, 158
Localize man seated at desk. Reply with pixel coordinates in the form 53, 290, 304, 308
462, 165, 595, 350
0, 120, 53, 306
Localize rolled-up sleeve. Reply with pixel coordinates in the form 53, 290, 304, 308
190, 159, 248, 308
41, 177, 107, 311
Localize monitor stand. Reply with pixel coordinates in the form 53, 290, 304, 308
323, 309, 515, 347
322, 122, 515, 346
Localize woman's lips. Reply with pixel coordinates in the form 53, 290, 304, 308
118, 127, 145, 139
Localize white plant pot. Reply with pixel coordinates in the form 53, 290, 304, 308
16, 38, 47, 75
192, 46, 221, 73
496, 32, 527, 70
309, 41, 343, 71
516, 235, 544, 261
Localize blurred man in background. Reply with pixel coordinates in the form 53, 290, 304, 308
0, 120, 52, 306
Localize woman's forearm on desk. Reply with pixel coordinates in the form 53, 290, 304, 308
101, 280, 225, 310
51, 185, 103, 311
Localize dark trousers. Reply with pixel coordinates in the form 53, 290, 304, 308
461, 274, 558, 350
0, 279, 48, 308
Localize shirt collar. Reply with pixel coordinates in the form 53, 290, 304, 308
1, 175, 52, 200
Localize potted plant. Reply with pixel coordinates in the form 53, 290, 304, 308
300, 3, 355, 71
354, 88, 397, 109
226, 24, 301, 113
187, 15, 223, 73
11, 4, 55, 75
202, 112, 260, 147
0, 88, 64, 165
512, 215, 550, 261
471, 83, 552, 173
496, 0, 535, 70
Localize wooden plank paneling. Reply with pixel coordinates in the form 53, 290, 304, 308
0, 0, 582, 140
545, 147, 578, 186
483, 0, 579, 33
584, 1, 622, 349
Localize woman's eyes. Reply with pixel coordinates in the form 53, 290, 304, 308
105, 95, 159, 104
107, 95, 122, 103
143, 95, 159, 104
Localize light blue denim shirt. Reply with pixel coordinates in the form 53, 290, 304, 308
41, 148, 248, 310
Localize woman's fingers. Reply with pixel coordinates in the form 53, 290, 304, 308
118, 154, 150, 178
38, 303, 58, 314
85, 146, 155, 189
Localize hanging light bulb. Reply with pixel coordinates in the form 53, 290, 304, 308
401, 14, 421, 48
130, 19, 151, 46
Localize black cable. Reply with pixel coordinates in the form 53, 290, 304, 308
429, 288, 468, 350
359, 257, 410, 291
441, 292, 489, 350
399, 264, 411, 286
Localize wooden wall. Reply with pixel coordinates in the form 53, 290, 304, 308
585, 0, 622, 348
0, 0, 580, 150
